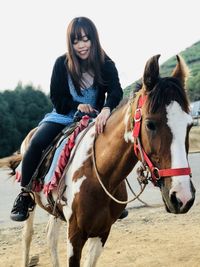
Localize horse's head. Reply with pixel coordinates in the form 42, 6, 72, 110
133, 55, 195, 214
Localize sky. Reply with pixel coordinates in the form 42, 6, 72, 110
0, 0, 199, 93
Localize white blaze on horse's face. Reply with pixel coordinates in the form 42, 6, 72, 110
166, 101, 193, 206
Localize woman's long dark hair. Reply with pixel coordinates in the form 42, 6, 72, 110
67, 17, 105, 95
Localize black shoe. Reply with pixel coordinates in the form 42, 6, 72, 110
118, 209, 128, 219
10, 189, 35, 222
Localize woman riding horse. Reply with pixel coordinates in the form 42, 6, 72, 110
10, 17, 128, 222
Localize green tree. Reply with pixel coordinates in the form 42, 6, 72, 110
0, 84, 52, 157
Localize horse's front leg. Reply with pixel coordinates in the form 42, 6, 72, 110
83, 230, 110, 267
46, 215, 62, 267
21, 209, 35, 267
66, 219, 87, 267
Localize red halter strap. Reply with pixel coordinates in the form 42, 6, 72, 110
132, 95, 191, 185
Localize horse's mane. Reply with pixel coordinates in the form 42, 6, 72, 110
111, 76, 190, 116
116, 97, 129, 109
134, 77, 190, 114
147, 77, 190, 113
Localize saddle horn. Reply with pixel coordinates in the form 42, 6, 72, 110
143, 54, 160, 92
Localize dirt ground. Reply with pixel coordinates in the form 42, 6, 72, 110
0, 201, 199, 267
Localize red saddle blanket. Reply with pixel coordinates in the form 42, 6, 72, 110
15, 116, 90, 196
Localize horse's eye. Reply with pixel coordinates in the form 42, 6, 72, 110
146, 120, 156, 131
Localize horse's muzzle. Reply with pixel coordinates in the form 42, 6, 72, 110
169, 181, 196, 214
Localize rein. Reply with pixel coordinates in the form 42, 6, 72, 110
132, 95, 192, 186
92, 135, 147, 204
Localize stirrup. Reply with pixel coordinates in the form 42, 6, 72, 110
10, 189, 35, 222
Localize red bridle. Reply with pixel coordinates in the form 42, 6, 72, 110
132, 95, 191, 186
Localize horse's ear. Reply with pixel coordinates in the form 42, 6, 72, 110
143, 54, 160, 92
171, 55, 189, 88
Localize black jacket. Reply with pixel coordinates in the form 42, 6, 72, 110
50, 54, 123, 115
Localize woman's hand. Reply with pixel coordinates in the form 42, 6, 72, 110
77, 104, 95, 113
95, 107, 111, 134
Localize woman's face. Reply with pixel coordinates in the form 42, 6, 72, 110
73, 29, 91, 60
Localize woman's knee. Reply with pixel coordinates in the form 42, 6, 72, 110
28, 136, 45, 152
26, 122, 64, 153
27, 129, 50, 152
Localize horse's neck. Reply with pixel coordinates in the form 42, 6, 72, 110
95, 103, 138, 187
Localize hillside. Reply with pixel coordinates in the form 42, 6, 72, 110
124, 40, 200, 101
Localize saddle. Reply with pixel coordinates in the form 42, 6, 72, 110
17, 111, 97, 220
27, 111, 98, 193
26, 122, 78, 192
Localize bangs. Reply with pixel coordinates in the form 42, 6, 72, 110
70, 21, 90, 43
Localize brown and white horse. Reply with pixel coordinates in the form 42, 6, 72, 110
3, 55, 196, 267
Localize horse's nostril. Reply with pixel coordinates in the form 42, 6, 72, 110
170, 191, 176, 202
170, 192, 183, 208
177, 198, 183, 208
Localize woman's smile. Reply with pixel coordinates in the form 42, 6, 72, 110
73, 29, 91, 60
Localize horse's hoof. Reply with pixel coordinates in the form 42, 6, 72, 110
28, 255, 39, 267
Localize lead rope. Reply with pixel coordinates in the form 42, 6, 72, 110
125, 178, 150, 206
92, 135, 147, 205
